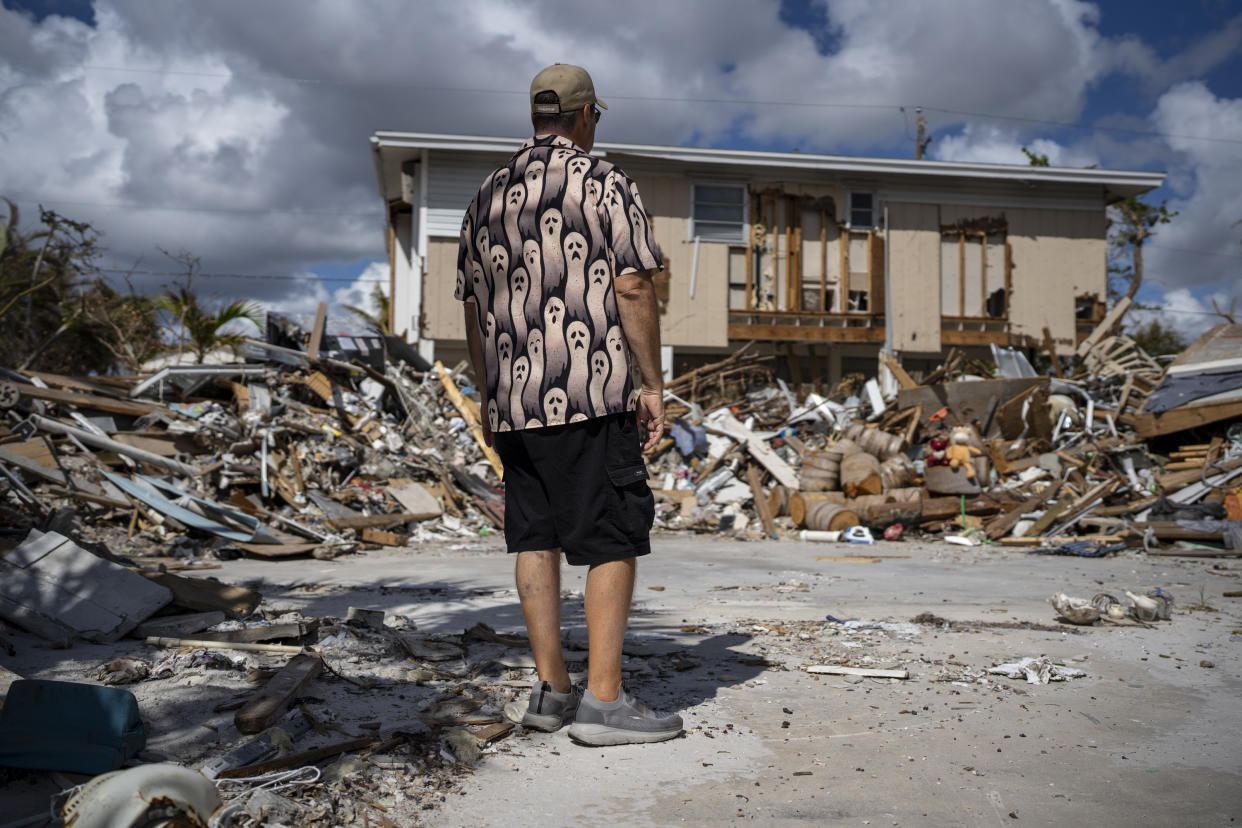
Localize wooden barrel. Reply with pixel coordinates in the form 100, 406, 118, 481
880, 453, 915, 490
885, 486, 923, 503
841, 452, 883, 497
804, 450, 840, 472
790, 491, 846, 526
826, 438, 861, 462
766, 485, 791, 517
799, 465, 838, 492
804, 500, 860, 532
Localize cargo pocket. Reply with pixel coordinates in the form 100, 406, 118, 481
607, 463, 655, 540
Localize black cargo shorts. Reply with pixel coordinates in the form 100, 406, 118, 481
492, 412, 654, 566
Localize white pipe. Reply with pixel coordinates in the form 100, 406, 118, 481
689, 235, 701, 298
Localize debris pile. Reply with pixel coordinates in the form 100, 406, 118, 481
645, 323, 1242, 557
1, 336, 505, 564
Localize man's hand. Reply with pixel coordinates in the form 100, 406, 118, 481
636, 388, 665, 452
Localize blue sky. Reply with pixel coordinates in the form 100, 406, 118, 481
1, 0, 1239, 338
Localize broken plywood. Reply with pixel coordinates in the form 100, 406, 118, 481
0, 530, 173, 644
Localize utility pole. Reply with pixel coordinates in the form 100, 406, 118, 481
914, 107, 932, 160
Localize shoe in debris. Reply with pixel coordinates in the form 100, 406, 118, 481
504, 681, 582, 732
567, 687, 683, 746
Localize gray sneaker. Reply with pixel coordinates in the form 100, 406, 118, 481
567, 687, 683, 746
504, 681, 581, 732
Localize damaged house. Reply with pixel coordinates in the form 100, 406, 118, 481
369, 132, 1164, 382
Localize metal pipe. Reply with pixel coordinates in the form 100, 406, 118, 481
689, 235, 702, 299
28, 414, 197, 476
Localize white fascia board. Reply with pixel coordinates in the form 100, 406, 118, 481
370, 131, 1165, 195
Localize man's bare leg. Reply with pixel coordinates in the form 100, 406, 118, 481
583, 556, 636, 702
515, 549, 571, 693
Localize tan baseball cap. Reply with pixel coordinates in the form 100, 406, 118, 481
530, 63, 608, 115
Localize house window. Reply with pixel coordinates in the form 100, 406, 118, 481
940, 229, 1008, 318
849, 192, 874, 228
691, 183, 746, 242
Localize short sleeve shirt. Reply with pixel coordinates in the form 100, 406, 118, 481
455, 134, 663, 432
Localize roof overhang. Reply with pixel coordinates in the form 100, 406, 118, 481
371, 131, 1165, 207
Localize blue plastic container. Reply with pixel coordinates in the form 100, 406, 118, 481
0, 679, 147, 774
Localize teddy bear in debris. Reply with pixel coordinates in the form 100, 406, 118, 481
926, 436, 950, 467
945, 426, 982, 479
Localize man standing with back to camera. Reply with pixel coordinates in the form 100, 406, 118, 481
454, 64, 682, 745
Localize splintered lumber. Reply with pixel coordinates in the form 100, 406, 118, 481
306, 301, 328, 361
326, 512, 419, 530
1075, 296, 1131, 357
704, 412, 799, 490
745, 464, 777, 538
360, 528, 409, 547
142, 572, 261, 619
840, 452, 882, 497
1025, 497, 1072, 537
145, 637, 303, 654
216, 736, 375, 779
805, 665, 909, 679
386, 478, 443, 520
985, 482, 1061, 540
132, 611, 226, 639
29, 414, 196, 476
14, 383, 161, 417
435, 361, 503, 479
235, 653, 324, 734
0, 529, 173, 644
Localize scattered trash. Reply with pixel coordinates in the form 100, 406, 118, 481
987, 657, 1086, 684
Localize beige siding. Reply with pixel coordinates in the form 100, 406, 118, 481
1007, 208, 1106, 346
634, 175, 729, 348
887, 202, 942, 353
423, 238, 465, 341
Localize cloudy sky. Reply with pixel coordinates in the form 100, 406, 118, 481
2, 0, 1239, 339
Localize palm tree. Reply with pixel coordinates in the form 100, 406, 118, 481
156, 287, 264, 364
343, 282, 391, 336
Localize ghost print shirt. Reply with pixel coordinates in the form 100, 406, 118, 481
455, 134, 663, 432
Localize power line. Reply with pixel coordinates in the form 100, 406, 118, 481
74, 64, 1242, 147
97, 267, 386, 284
6, 196, 382, 218
1147, 243, 1242, 260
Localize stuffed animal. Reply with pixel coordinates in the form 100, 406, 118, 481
945, 426, 982, 478
926, 436, 950, 467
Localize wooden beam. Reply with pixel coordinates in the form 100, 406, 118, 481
1135, 398, 1242, 440
1075, 296, 1131, 357
16, 384, 160, 417
435, 361, 504, 479
745, 463, 777, 538
306, 301, 328, 361
235, 653, 324, 734
727, 324, 884, 344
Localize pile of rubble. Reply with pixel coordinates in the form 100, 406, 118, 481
645, 322, 1242, 557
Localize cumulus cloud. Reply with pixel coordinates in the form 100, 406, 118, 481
0, 0, 1236, 320
1126, 286, 1228, 345
1141, 82, 1242, 303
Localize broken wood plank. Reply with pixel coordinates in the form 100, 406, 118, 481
145, 637, 304, 654
703, 411, 798, 490
217, 736, 375, 778
360, 528, 409, 547
435, 361, 504, 480
306, 301, 328, 362
132, 611, 226, 639
193, 621, 313, 645
142, 572, 261, 619
1075, 296, 1131, 357
0, 445, 108, 496
326, 512, 419, 530
235, 653, 324, 734
985, 482, 1061, 540
14, 383, 161, 417
805, 665, 909, 679
0, 530, 173, 644
745, 464, 777, 538
30, 416, 196, 476
385, 478, 443, 520
1024, 497, 1073, 537
880, 352, 919, 391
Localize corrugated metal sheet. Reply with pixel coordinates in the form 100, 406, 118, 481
426, 152, 503, 238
